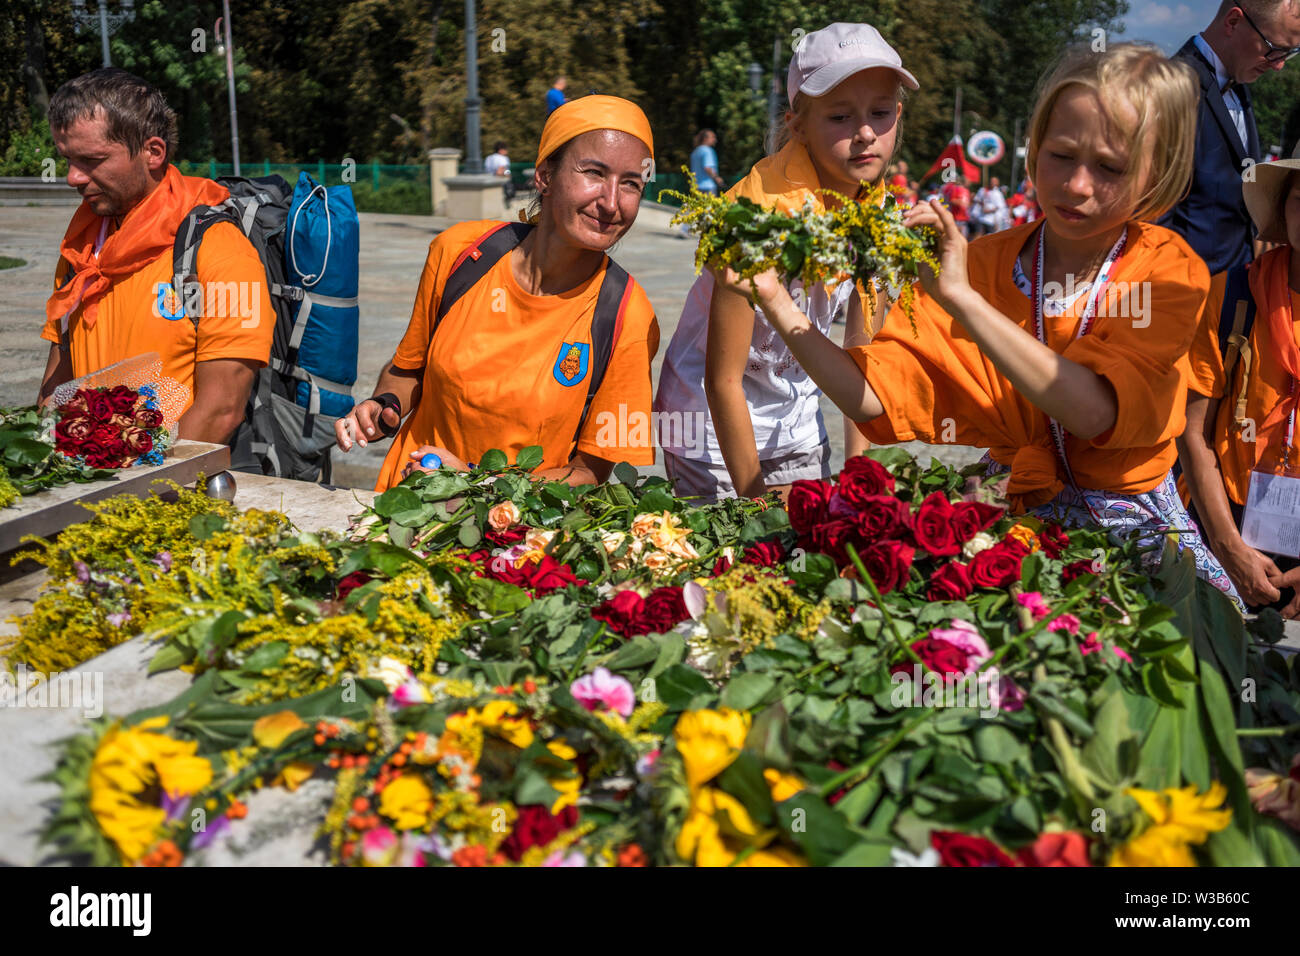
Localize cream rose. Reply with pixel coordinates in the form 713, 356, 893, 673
487, 500, 521, 532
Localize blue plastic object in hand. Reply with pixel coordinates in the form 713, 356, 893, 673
419, 453, 442, 470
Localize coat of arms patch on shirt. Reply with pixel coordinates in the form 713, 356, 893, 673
553, 342, 589, 387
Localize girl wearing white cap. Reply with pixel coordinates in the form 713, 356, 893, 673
1179, 144, 1300, 616
655, 23, 917, 501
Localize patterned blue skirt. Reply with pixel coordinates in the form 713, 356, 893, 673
983, 457, 1244, 612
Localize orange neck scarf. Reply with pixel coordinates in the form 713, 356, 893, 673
1247, 245, 1300, 469
727, 139, 869, 214
46, 165, 230, 332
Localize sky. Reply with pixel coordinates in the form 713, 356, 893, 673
1117, 0, 1217, 52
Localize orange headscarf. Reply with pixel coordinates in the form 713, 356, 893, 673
1246, 246, 1300, 468
46, 165, 229, 332
535, 94, 654, 167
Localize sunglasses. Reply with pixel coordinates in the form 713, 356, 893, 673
1239, 6, 1300, 63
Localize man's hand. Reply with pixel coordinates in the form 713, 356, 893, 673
179, 358, 259, 444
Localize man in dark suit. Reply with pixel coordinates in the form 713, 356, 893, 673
1161, 1, 1300, 275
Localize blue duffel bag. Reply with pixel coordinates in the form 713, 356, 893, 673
283, 171, 359, 420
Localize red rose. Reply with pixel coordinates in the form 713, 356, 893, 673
640, 586, 689, 634
134, 407, 164, 429
711, 555, 734, 576
592, 590, 646, 638
76, 439, 105, 461
122, 427, 153, 455
912, 491, 960, 556
951, 501, 1004, 543
103, 436, 131, 463
926, 560, 973, 601
787, 479, 835, 534
892, 636, 971, 677
836, 456, 896, 507
84, 391, 115, 422
90, 423, 119, 446
968, 541, 1026, 589
54, 416, 93, 446
502, 805, 579, 862
741, 540, 786, 567
106, 385, 138, 415
851, 495, 911, 544
336, 571, 373, 600
526, 555, 582, 593
64, 393, 89, 416
859, 539, 914, 594
1061, 559, 1096, 583
485, 527, 527, 548
1016, 831, 1091, 867
1039, 523, 1070, 559
809, 519, 855, 565
931, 830, 1017, 867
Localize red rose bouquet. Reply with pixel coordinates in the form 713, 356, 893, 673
53, 384, 171, 470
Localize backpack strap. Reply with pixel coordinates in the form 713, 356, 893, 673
571, 261, 632, 454
427, 220, 634, 463
433, 221, 532, 333
1217, 262, 1256, 427
171, 202, 246, 330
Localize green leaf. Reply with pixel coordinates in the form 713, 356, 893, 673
515, 445, 544, 471
745, 702, 792, 769
372, 486, 420, 519
720, 672, 776, 711
775, 793, 859, 866
147, 643, 190, 675
457, 523, 482, 548
479, 448, 508, 471
4, 437, 54, 467
337, 541, 424, 578
829, 842, 894, 866
637, 487, 675, 513
188, 512, 227, 541
716, 751, 774, 826
654, 663, 714, 710
613, 461, 639, 486
240, 641, 290, 673
835, 777, 882, 825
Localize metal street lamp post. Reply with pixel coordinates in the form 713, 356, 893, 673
70, 0, 136, 69
215, 2, 241, 176
464, 0, 483, 174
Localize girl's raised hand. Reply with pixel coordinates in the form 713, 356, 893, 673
707, 263, 789, 313
903, 199, 972, 311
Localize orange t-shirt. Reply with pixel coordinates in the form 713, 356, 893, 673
375, 221, 660, 491
851, 221, 1210, 510
42, 221, 274, 408
1186, 272, 1300, 505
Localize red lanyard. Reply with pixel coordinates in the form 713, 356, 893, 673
1028, 224, 1128, 516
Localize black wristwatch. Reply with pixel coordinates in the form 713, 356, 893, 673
369, 392, 402, 439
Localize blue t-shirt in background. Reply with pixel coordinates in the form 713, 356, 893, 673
546, 88, 566, 115
689, 145, 720, 191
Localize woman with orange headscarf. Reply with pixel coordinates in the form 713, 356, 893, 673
335, 95, 661, 490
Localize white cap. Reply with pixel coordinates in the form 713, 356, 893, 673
787, 23, 919, 102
